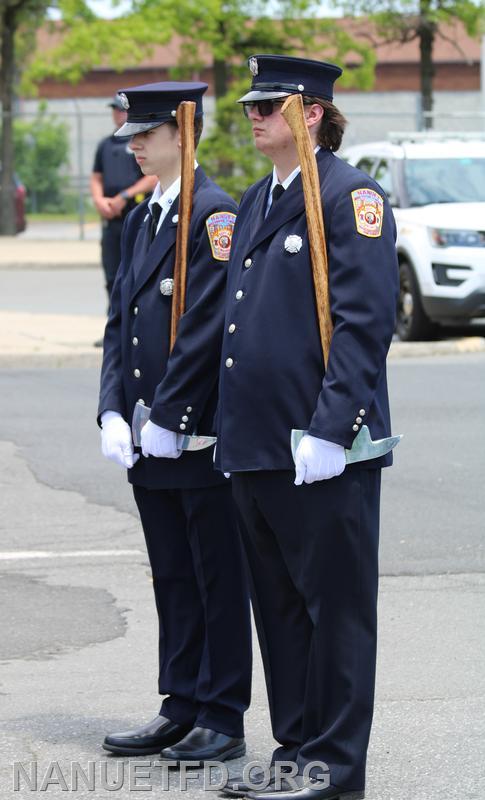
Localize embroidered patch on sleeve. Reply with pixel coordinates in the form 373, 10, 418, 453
351, 188, 384, 238
206, 212, 236, 261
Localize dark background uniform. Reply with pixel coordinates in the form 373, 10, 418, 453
92, 135, 144, 295
99, 166, 251, 740
216, 147, 399, 790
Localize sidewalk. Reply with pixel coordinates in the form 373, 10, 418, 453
1, 238, 484, 366
0, 310, 105, 368
0, 236, 99, 271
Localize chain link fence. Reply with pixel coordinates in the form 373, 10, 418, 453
11, 91, 485, 239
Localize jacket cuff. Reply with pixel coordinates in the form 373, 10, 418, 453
150, 401, 198, 435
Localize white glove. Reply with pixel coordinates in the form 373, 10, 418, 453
140, 420, 182, 459
294, 434, 346, 485
101, 411, 139, 469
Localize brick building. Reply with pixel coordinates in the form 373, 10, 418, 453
17, 18, 484, 184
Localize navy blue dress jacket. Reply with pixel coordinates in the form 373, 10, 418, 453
215, 149, 399, 473
99, 167, 237, 489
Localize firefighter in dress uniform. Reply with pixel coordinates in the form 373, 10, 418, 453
98, 82, 251, 764
216, 56, 399, 800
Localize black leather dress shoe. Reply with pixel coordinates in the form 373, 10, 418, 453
245, 781, 364, 800
221, 767, 295, 797
103, 715, 192, 756
160, 726, 246, 763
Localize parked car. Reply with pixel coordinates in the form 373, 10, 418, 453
342, 134, 485, 340
0, 170, 27, 234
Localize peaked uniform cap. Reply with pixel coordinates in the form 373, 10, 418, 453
238, 54, 342, 103
115, 81, 208, 137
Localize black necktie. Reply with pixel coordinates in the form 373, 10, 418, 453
272, 183, 285, 204
150, 204, 162, 241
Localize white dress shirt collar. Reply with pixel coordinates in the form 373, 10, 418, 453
148, 161, 199, 232
266, 146, 320, 215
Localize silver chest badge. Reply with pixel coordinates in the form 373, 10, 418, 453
160, 278, 174, 296
284, 235, 303, 254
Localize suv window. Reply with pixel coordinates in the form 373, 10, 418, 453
374, 159, 394, 199
404, 157, 485, 206
356, 157, 376, 176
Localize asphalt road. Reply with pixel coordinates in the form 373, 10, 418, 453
0, 355, 484, 799
0, 356, 483, 576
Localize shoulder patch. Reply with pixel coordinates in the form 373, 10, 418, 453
351, 188, 384, 238
206, 211, 236, 261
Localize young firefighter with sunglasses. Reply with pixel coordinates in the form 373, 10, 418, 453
215, 56, 399, 800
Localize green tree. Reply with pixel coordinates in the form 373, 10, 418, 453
333, 0, 485, 128
198, 80, 271, 199
27, 0, 376, 191
13, 102, 69, 211
140, 0, 376, 191
1, 0, 52, 233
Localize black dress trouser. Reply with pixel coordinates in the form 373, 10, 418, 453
133, 481, 252, 739
231, 468, 381, 790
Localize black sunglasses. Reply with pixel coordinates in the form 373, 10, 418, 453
242, 99, 285, 118
242, 98, 313, 118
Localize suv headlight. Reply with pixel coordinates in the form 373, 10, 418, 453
429, 228, 485, 247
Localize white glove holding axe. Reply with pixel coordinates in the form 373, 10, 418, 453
294, 434, 346, 485
101, 411, 139, 469
140, 420, 182, 459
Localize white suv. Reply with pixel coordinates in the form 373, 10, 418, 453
343, 134, 485, 340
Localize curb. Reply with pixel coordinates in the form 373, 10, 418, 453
0, 352, 103, 369
0, 337, 483, 369
388, 336, 485, 359
0, 262, 99, 271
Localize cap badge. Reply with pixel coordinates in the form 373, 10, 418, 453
160, 278, 174, 296
249, 57, 259, 76
118, 92, 130, 110
284, 234, 303, 254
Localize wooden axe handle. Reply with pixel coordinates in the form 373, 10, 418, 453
281, 94, 333, 368
170, 101, 196, 352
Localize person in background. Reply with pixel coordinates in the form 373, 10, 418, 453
90, 94, 157, 337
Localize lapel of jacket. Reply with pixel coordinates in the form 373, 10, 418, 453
129, 198, 179, 301
248, 177, 270, 242
131, 211, 152, 281
129, 168, 208, 302
245, 149, 333, 253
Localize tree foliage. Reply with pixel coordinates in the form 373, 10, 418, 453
2, 0, 378, 229
26, 0, 376, 190
13, 102, 70, 211
1, 0, 53, 232
333, 0, 485, 126
23, 0, 169, 90
198, 79, 272, 199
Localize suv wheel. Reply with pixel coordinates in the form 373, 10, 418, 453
397, 260, 437, 341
